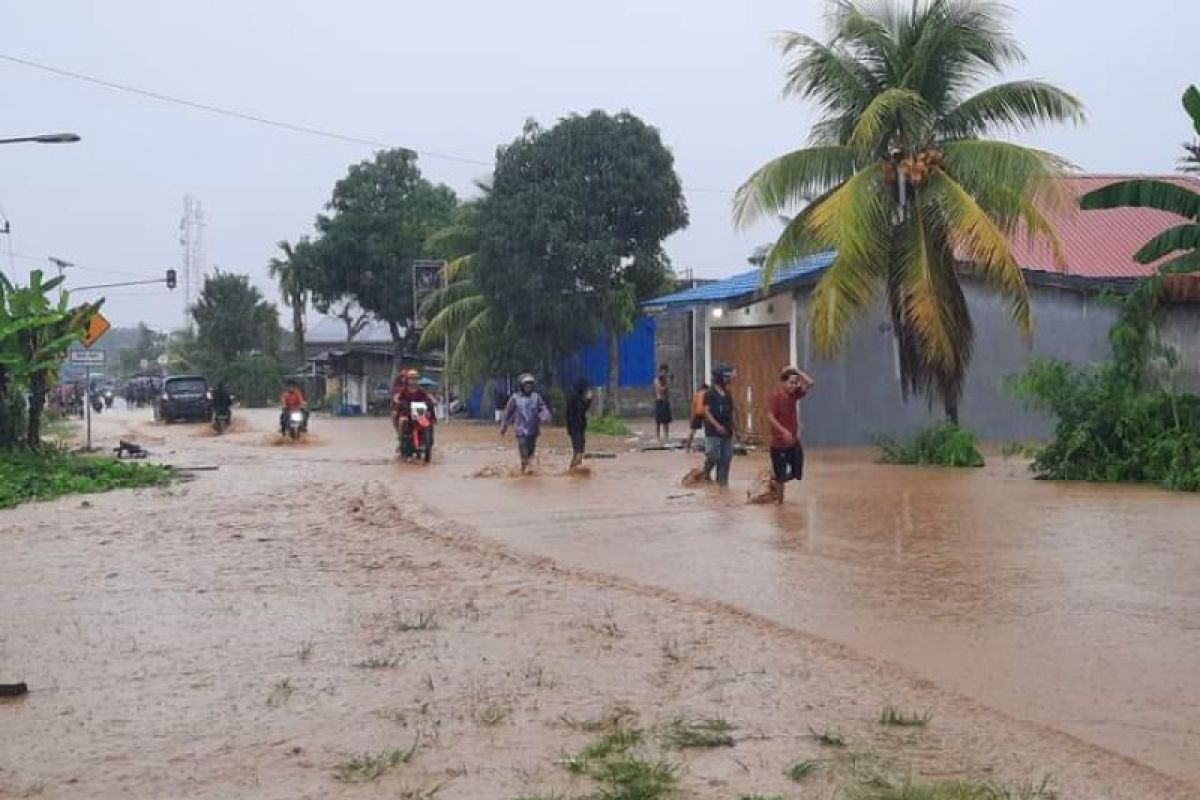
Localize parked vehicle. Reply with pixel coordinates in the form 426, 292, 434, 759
155, 375, 212, 423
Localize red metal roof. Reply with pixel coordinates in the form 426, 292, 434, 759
1010, 175, 1200, 279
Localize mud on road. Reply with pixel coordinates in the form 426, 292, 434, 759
0, 409, 1196, 799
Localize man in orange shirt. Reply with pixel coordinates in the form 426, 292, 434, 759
279, 382, 308, 435
684, 381, 708, 454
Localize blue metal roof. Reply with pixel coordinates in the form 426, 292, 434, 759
643, 250, 836, 311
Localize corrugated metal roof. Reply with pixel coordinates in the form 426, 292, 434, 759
644, 250, 836, 310
645, 175, 1200, 311
1011, 175, 1200, 279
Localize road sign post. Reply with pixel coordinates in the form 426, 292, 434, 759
69, 350, 106, 451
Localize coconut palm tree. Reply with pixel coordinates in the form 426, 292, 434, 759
735, 0, 1083, 419
1080, 86, 1200, 276
418, 196, 501, 384
268, 239, 311, 357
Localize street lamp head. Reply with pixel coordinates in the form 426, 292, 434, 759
34, 133, 81, 144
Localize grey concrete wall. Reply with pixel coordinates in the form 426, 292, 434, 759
795, 281, 1120, 446
1159, 307, 1200, 393
654, 311, 695, 417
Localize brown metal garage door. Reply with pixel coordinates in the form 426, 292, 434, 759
710, 325, 790, 443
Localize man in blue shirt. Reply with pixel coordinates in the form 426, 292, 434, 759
500, 373, 551, 474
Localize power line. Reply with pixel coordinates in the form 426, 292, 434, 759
7, 250, 148, 279
0, 51, 736, 195
0, 52, 491, 168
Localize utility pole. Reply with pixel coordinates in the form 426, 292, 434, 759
48, 256, 74, 279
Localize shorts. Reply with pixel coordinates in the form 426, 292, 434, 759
770, 443, 804, 483
689, 414, 704, 431
655, 399, 672, 424
568, 429, 586, 455
517, 434, 538, 460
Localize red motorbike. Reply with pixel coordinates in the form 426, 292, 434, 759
397, 399, 434, 463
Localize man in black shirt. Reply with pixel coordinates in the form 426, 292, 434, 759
702, 366, 736, 487
565, 377, 593, 469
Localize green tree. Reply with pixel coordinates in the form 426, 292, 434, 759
117, 322, 167, 377
734, 0, 1083, 420
0, 271, 99, 447
268, 238, 313, 359
477, 112, 687, 405
1080, 86, 1200, 275
191, 271, 280, 362
306, 149, 457, 367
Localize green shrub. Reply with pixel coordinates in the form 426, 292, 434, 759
0, 391, 27, 447
209, 355, 287, 408
1010, 279, 1200, 491
876, 423, 985, 468
588, 414, 631, 436
0, 449, 173, 509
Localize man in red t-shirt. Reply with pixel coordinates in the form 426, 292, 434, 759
765, 366, 815, 503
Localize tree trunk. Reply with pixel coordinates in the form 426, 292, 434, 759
0, 367, 15, 449
26, 372, 46, 448
605, 325, 621, 416
291, 292, 305, 360
944, 398, 960, 426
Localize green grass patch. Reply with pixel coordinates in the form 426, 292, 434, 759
332, 741, 419, 783
875, 423, 985, 468
848, 775, 1057, 800
879, 707, 931, 727
0, 449, 172, 509
660, 716, 735, 749
588, 415, 631, 437
590, 757, 677, 800
785, 759, 821, 781
563, 728, 644, 774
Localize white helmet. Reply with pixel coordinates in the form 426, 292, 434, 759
518, 373, 536, 386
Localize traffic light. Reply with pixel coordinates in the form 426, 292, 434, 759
166, 269, 177, 290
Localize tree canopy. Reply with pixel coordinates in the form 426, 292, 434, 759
307, 149, 457, 351
476, 111, 687, 391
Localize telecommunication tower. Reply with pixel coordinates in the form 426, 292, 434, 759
179, 195, 207, 319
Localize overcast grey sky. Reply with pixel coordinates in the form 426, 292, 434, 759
1, 1, 1196, 330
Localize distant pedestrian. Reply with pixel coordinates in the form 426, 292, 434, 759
492, 381, 509, 424
654, 364, 672, 444
765, 366, 814, 504
500, 373, 551, 474
565, 376, 593, 470
684, 381, 708, 454
702, 366, 736, 487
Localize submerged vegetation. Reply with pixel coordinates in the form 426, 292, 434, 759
876, 423, 985, 468
1011, 279, 1200, 491
0, 449, 172, 510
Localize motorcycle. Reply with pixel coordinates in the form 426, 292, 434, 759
90, 393, 104, 414
212, 408, 232, 435
284, 408, 308, 440
398, 401, 434, 462
102, 388, 114, 409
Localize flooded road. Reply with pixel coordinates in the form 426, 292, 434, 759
416, 424, 1200, 786
1, 407, 1196, 797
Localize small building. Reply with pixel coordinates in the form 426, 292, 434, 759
643, 175, 1200, 446
303, 315, 441, 414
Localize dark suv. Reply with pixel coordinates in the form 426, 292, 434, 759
155, 375, 211, 423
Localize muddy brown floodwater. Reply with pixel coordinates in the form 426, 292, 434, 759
1, 408, 1197, 799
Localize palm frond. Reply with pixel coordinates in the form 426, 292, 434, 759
901, 0, 1025, 104
733, 146, 859, 227
921, 167, 1031, 334
1159, 250, 1200, 274
418, 293, 487, 347
938, 81, 1085, 138
420, 279, 480, 316
1080, 179, 1200, 220
443, 254, 476, 284
776, 31, 877, 114
1133, 223, 1200, 264
941, 139, 1072, 219
806, 165, 893, 354
888, 204, 975, 396
1183, 85, 1200, 136
848, 87, 933, 156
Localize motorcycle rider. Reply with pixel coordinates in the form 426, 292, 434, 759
211, 383, 233, 425
279, 381, 309, 435
391, 368, 436, 455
